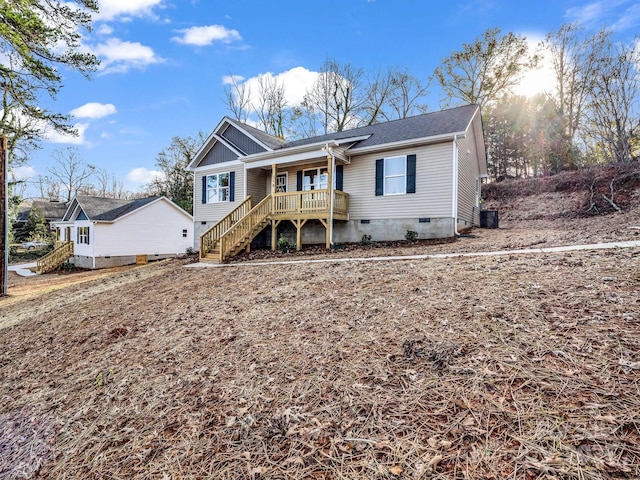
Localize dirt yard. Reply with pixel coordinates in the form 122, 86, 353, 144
1, 174, 639, 479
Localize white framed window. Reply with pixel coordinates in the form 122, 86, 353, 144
384, 156, 407, 195
77, 226, 90, 244
303, 167, 328, 191
206, 172, 230, 203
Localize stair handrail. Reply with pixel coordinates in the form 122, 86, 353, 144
36, 241, 74, 274
219, 194, 273, 262
199, 196, 252, 259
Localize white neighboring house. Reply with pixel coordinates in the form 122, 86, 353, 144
52, 195, 193, 269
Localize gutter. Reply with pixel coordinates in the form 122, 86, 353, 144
241, 135, 371, 164
347, 131, 466, 155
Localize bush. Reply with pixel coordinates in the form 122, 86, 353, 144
360, 234, 373, 246
405, 230, 418, 241
277, 235, 293, 252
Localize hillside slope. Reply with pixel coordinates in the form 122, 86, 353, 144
0, 164, 639, 479
483, 163, 640, 243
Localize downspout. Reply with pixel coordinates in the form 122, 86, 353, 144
325, 143, 335, 247
92, 222, 96, 270
452, 135, 460, 236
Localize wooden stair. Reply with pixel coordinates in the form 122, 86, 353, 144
200, 195, 273, 263
36, 241, 74, 274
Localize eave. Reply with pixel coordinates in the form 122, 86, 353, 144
241, 135, 371, 169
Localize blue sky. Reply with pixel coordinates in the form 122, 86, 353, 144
13, 0, 640, 198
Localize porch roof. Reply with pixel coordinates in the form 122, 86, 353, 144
241, 136, 370, 169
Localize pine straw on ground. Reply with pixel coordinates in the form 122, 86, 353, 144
1, 242, 639, 479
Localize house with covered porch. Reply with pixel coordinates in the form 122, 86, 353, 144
188, 104, 487, 262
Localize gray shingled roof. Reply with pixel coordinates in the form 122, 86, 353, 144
281, 104, 479, 150
16, 200, 68, 223
73, 196, 161, 221
225, 117, 287, 150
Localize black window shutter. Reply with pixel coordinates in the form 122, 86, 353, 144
296, 170, 303, 191
201, 175, 207, 204
375, 159, 384, 196
406, 154, 416, 194
229, 171, 235, 202
336, 165, 343, 191
87, 226, 90, 245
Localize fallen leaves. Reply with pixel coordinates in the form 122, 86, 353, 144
2, 221, 640, 479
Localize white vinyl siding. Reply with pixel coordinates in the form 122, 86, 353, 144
345, 143, 453, 220
457, 128, 482, 226
71, 221, 94, 257
193, 161, 244, 223
246, 168, 268, 203
92, 200, 192, 257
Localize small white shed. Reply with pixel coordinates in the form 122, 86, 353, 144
53, 195, 193, 269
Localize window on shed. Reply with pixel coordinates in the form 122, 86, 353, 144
77, 226, 90, 244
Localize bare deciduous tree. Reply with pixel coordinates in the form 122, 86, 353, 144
145, 133, 205, 214
47, 147, 95, 202
585, 34, 640, 164
386, 67, 430, 120
254, 75, 288, 138
434, 27, 537, 110
302, 59, 365, 133
223, 75, 252, 123
544, 24, 610, 170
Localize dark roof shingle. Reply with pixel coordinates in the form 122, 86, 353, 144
74, 196, 161, 221
280, 104, 479, 150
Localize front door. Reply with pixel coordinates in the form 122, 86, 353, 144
276, 173, 287, 193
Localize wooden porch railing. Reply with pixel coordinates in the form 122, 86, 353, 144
199, 196, 252, 260
201, 190, 350, 262
272, 189, 349, 216
37, 241, 74, 274
219, 195, 273, 262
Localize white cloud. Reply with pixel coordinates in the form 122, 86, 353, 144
565, 1, 608, 25
612, 2, 640, 31
92, 38, 162, 74
222, 74, 244, 85
173, 25, 242, 46
565, 0, 640, 31
239, 66, 319, 108
96, 24, 114, 35
45, 122, 90, 145
70, 102, 117, 119
126, 167, 164, 184
10, 165, 36, 181
96, 0, 164, 21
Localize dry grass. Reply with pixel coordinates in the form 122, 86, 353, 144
1, 176, 640, 479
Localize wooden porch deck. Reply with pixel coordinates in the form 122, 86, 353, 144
272, 190, 348, 221
199, 190, 349, 262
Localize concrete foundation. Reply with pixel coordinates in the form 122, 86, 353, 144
195, 217, 456, 252
335, 218, 454, 243
268, 217, 455, 247
71, 254, 178, 270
